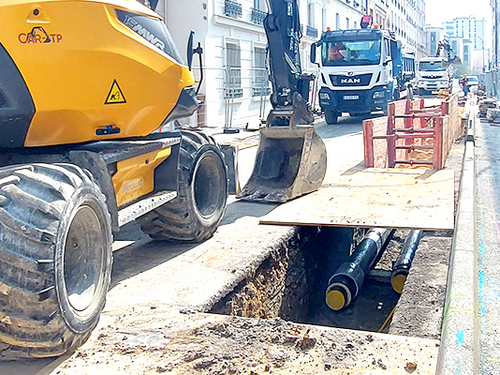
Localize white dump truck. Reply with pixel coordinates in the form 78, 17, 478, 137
415, 57, 453, 95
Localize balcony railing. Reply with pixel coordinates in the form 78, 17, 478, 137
306, 25, 318, 39
251, 8, 267, 25
252, 87, 271, 97
224, 88, 243, 99
224, 0, 242, 19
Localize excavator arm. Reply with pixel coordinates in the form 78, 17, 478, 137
263, 0, 315, 126
236, 0, 327, 202
436, 40, 462, 65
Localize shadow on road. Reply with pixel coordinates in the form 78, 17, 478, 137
109, 222, 197, 289
0, 354, 70, 375
315, 112, 382, 140
220, 198, 278, 226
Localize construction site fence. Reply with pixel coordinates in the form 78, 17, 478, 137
363, 93, 465, 170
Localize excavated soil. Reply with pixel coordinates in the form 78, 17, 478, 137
55, 311, 440, 375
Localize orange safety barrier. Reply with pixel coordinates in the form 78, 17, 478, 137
363, 94, 463, 170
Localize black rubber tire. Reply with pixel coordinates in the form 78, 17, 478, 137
382, 99, 389, 116
392, 88, 399, 101
0, 163, 112, 359
325, 110, 338, 125
407, 86, 414, 100
136, 130, 228, 242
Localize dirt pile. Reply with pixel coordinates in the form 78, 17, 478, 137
56, 313, 439, 375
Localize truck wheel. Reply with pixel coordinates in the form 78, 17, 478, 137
407, 86, 414, 100
137, 130, 228, 242
325, 110, 338, 125
0, 164, 112, 359
393, 89, 400, 101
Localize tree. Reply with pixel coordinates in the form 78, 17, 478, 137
454, 64, 471, 78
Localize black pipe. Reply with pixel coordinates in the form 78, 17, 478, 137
391, 230, 423, 293
325, 228, 394, 311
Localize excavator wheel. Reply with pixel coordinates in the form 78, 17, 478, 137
136, 130, 228, 242
0, 163, 112, 359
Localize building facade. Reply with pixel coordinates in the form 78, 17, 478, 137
487, 0, 499, 96
447, 36, 474, 71
443, 17, 487, 50
441, 16, 489, 74
367, 0, 422, 56
415, 0, 426, 59
154, 0, 367, 129
425, 26, 444, 58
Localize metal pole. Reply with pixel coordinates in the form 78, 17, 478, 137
478, 35, 485, 76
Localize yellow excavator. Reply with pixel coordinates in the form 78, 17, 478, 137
0, 0, 326, 359
0, 0, 230, 359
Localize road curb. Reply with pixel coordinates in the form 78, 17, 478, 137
436, 102, 478, 375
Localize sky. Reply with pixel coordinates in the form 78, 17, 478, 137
425, 0, 492, 27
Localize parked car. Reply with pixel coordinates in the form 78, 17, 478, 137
466, 75, 479, 87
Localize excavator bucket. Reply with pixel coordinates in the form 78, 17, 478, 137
236, 125, 327, 203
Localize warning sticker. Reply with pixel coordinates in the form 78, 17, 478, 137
105, 80, 126, 104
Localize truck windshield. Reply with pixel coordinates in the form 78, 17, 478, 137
322, 40, 381, 66
418, 61, 443, 71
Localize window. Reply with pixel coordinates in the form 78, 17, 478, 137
308, 3, 315, 26
336, 13, 340, 30
322, 39, 381, 67
253, 0, 266, 10
117, 10, 184, 64
253, 46, 269, 96
346, 17, 350, 29
251, 0, 267, 24
463, 45, 469, 63
225, 41, 242, 98
322, 8, 327, 31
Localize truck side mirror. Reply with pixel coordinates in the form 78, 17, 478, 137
310, 43, 317, 64
187, 31, 194, 71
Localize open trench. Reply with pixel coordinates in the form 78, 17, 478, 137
211, 136, 463, 342
211, 226, 452, 339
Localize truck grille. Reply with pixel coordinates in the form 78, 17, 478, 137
421, 75, 442, 80
330, 73, 372, 87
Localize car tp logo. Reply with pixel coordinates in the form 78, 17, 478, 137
19, 27, 63, 44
